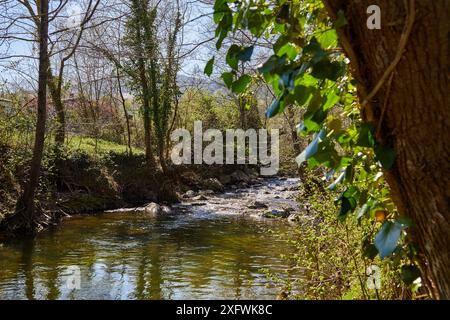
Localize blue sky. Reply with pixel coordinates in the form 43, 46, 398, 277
0, 0, 215, 90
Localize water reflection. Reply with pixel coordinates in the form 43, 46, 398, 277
0, 209, 298, 299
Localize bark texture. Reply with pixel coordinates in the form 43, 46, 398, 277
13, 0, 49, 233
323, 0, 450, 299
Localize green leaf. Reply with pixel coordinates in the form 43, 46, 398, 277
334, 10, 348, 28
327, 170, 345, 190
356, 122, 376, 147
277, 43, 298, 60
265, 92, 287, 118
317, 29, 338, 49
363, 243, 379, 260
375, 144, 396, 169
356, 202, 370, 220
226, 44, 240, 70
216, 30, 228, 50
337, 186, 359, 221
295, 129, 326, 165
375, 220, 407, 259
204, 57, 214, 77
258, 55, 286, 74
213, 0, 227, 11
311, 59, 344, 81
221, 72, 234, 89
292, 85, 314, 106
401, 265, 421, 284
302, 39, 326, 64
323, 90, 340, 110
396, 216, 414, 227
231, 74, 252, 93
237, 46, 254, 62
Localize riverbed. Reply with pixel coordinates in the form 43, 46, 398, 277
0, 178, 302, 300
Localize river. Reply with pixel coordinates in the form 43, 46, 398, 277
0, 177, 302, 300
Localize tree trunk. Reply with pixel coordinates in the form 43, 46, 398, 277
284, 106, 302, 154
116, 67, 133, 156
138, 56, 156, 167
131, 0, 156, 168
323, 0, 450, 299
47, 73, 65, 145
12, 0, 49, 234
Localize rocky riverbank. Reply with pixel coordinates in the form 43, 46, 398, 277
0, 147, 278, 235
175, 177, 301, 221
105, 176, 303, 223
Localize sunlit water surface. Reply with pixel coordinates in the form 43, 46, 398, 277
0, 178, 301, 300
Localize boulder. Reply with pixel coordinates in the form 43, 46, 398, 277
288, 213, 301, 222
161, 205, 172, 215
247, 200, 268, 209
199, 189, 214, 195
183, 190, 196, 198
202, 178, 224, 192
180, 171, 202, 185
263, 206, 295, 218
190, 202, 207, 206
193, 194, 208, 201
218, 175, 232, 185
144, 202, 163, 217
230, 170, 250, 183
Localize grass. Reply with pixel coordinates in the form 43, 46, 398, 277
1, 131, 145, 157
66, 135, 144, 156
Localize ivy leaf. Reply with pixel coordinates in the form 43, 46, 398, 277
296, 129, 326, 165
213, 0, 228, 11
401, 265, 421, 284
277, 43, 298, 60
226, 44, 240, 70
276, 4, 290, 23
357, 122, 376, 147
324, 168, 336, 181
291, 85, 314, 106
311, 59, 344, 81
334, 10, 348, 28
337, 186, 359, 221
356, 202, 370, 220
323, 90, 340, 110
265, 98, 280, 118
215, 13, 232, 50
237, 46, 254, 62
216, 30, 227, 50
327, 170, 345, 190
375, 220, 407, 259
302, 39, 326, 64
231, 74, 252, 93
258, 55, 286, 74
204, 57, 214, 77
221, 72, 234, 89
363, 243, 379, 260
375, 144, 396, 169
317, 29, 338, 49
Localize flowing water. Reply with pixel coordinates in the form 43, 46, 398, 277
0, 178, 302, 300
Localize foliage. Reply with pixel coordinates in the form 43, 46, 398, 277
178, 88, 241, 131
210, 0, 421, 291
266, 170, 422, 299
123, 0, 182, 166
